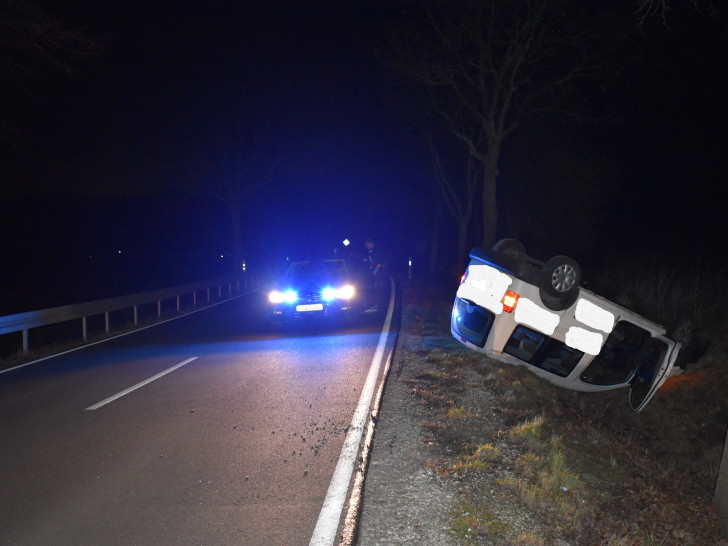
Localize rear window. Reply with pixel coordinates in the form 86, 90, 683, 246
504, 325, 584, 378
453, 298, 495, 347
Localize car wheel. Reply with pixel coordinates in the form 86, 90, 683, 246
491, 238, 526, 258
541, 255, 581, 297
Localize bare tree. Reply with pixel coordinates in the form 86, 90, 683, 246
635, 0, 719, 26
430, 133, 479, 274
206, 129, 279, 274
200, 93, 304, 274
385, 0, 623, 248
0, 0, 102, 143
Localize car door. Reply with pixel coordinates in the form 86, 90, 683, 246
628, 334, 679, 411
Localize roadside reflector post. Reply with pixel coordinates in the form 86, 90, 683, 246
408, 256, 413, 280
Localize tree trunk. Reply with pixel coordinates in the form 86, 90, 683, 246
429, 198, 443, 275
456, 217, 468, 276
229, 204, 243, 274
481, 150, 499, 248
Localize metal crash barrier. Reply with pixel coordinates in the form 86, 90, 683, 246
0, 275, 251, 354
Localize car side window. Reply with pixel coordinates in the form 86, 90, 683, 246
503, 325, 584, 378
580, 321, 651, 386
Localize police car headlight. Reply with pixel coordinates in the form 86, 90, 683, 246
269, 290, 297, 304
336, 285, 355, 300
322, 285, 355, 301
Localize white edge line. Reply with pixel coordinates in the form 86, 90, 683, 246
309, 276, 395, 546
0, 290, 256, 376
85, 357, 198, 411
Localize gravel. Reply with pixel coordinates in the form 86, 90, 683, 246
355, 313, 557, 545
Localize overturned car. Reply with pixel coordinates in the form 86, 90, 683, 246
451, 239, 692, 411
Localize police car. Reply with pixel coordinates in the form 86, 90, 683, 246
451, 239, 691, 411
267, 256, 375, 324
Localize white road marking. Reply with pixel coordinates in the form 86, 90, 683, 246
85, 357, 198, 411
309, 277, 396, 546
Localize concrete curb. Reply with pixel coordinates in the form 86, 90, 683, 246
339, 336, 398, 545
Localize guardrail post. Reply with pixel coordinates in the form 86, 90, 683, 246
0, 274, 247, 359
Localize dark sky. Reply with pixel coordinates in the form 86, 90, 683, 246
1, 1, 727, 311
4, 2, 428, 252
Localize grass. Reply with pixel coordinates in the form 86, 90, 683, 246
401, 255, 727, 544
450, 502, 514, 542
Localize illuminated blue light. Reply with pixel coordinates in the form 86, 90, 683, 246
269, 290, 298, 304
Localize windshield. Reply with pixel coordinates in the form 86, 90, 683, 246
285, 260, 348, 281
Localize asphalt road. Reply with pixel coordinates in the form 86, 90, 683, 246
0, 290, 398, 545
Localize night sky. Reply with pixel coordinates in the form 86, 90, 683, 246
1, 1, 726, 313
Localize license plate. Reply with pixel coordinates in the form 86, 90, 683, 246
296, 303, 323, 312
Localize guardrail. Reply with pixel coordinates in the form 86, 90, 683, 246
0, 274, 253, 354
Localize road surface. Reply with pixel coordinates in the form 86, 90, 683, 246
0, 289, 398, 545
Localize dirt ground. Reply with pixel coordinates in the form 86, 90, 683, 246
356, 279, 726, 544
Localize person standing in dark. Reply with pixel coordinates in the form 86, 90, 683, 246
365, 237, 388, 311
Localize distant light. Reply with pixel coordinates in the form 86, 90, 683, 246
343, 239, 350, 247
118, 250, 122, 254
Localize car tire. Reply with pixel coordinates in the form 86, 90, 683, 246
541, 255, 581, 297
492, 238, 526, 258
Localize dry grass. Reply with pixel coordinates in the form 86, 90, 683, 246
400, 266, 726, 544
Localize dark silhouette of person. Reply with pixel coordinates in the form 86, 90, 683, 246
365, 237, 388, 311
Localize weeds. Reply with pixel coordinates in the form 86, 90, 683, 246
401, 271, 725, 544
453, 442, 501, 473
451, 502, 512, 542
447, 406, 473, 420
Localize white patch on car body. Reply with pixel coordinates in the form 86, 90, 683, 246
457, 264, 512, 315
565, 327, 604, 355
575, 298, 615, 334
514, 298, 560, 335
